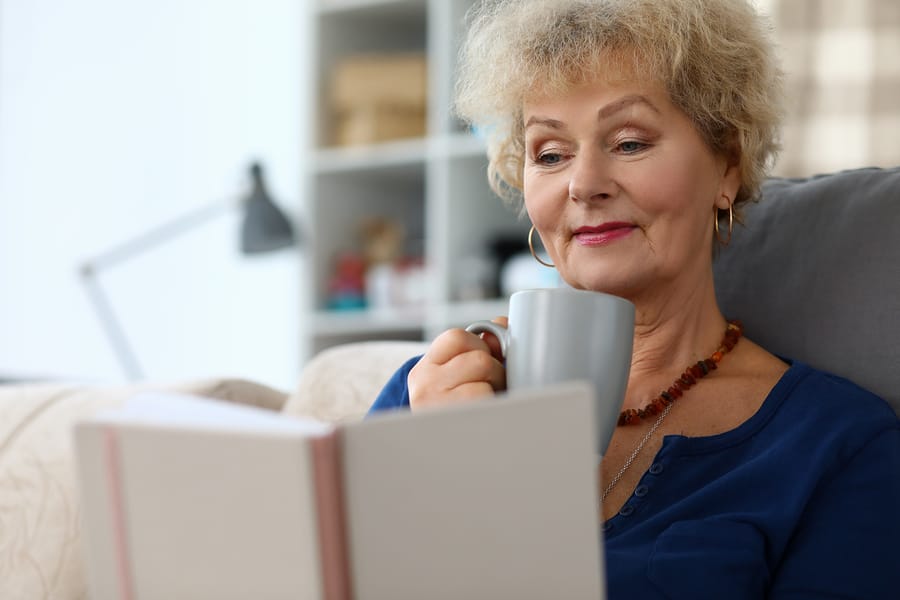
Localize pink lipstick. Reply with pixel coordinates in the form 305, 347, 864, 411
573, 222, 636, 246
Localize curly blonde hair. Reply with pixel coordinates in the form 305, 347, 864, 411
455, 0, 784, 214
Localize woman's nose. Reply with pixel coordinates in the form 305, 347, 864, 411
568, 152, 615, 202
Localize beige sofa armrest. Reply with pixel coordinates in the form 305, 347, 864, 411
283, 341, 428, 423
0, 378, 288, 600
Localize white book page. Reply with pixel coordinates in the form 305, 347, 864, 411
75, 392, 333, 600
87, 392, 334, 437
341, 380, 604, 600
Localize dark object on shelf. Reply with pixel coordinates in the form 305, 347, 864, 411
489, 234, 530, 295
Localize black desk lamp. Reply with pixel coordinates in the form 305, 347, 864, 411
80, 162, 297, 380
241, 163, 295, 254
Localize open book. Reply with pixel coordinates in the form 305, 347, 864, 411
74, 381, 604, 600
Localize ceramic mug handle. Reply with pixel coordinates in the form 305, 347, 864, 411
465, 321, 510, 358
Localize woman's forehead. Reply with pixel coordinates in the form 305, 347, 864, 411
522, 76, 669, 116
520, 50, 665, 104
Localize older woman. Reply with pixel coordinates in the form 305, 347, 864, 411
369, 0, 900, 597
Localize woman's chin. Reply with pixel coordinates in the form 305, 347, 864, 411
556, 258, 638, 292
560, 271, 644, 300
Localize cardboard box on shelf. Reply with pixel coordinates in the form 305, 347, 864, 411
334, 105, 426, 147
330, 53, 427, 110
328, 53, 427, 147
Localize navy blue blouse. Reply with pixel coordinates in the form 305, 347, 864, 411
368, 358, 900, 599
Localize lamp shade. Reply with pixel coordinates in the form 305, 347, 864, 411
241, 162, 296, 254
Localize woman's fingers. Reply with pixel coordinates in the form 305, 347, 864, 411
479, 315, 509, 361
440, 381, 497, 402
408, 328, 507, 410
442, 347, 507, 392
425, 328, 490, 364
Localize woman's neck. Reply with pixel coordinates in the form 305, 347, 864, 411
622, 275, 727, 412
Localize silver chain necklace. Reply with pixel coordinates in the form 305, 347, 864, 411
601, 402, 673, 501
600, 321, 743, 502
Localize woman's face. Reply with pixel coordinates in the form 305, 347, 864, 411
522, 78, 740, 301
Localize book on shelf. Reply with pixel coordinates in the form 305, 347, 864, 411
74, 381, 604, 600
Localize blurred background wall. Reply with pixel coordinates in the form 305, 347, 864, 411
0, 0, 308, 388
760, 0, 900, 176
0, 0, 896, 388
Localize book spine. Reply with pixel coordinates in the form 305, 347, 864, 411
311, 431, 353, 600
102, 426, 136, 600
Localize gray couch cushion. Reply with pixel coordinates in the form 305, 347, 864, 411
714, 167, 900, 414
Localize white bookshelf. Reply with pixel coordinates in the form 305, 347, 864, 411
301, 0, 530, 362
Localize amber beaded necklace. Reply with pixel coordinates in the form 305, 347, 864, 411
618, 320, 743, 426
602, 320, 743, 502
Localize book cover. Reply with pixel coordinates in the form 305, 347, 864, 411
74, 381, 604, 599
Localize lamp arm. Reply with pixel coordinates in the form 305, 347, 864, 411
82, 197, 240, 273
80, 273, 144, 380
78, 196, 239, 380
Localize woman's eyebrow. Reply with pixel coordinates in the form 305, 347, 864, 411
524, 116, 565, 130
598, 94, 660, 119
525, 94, 659, 130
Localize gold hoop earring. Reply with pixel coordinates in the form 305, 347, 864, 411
528, 225, 555, 268
714, 201, 734, 246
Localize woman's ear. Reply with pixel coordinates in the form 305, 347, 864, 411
719, 162, 742, 207
718, 133, 742, 205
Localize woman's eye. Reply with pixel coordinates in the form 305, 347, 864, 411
537, 152, 563, 165
617, 140, 647, 154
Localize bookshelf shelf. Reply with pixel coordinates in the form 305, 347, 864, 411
301, 0, 528, 361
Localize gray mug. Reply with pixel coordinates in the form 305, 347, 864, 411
466, 288, 634, 455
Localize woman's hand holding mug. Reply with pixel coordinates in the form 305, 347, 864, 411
408, 316, 508, 410
435, 288, 634, 455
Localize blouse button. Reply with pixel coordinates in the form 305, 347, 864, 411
634, 485, 649, 497
649, 463, 664, 475
602, 521, 614, 533
618, 505, 635, 517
